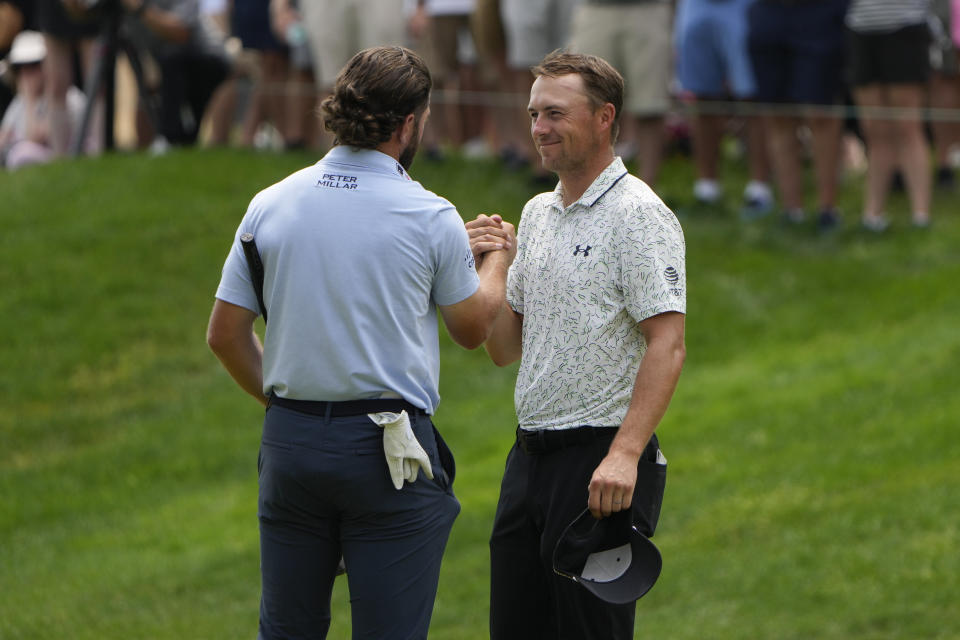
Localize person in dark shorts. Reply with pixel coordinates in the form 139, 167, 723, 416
232, 0, 290, 147
748, 0, 849, 230
36, 0, 103, 155
120, 0, 231, 146
846, 0, 932, 230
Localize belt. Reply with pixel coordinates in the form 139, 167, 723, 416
268, 394, 426, 418
516, 425, 617, 454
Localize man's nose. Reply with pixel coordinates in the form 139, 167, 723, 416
531, 115, 547, 137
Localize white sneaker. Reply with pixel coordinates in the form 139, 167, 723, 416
693, 179, 722, 204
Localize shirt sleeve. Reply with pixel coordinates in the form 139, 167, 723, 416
431, 205, 480, 306
620, 199, 686, 322
505, 203, 532, 315
214, 218, 261, 314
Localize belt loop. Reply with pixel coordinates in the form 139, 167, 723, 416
324, 402, 333, 425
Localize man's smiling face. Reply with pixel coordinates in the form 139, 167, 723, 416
528, 73, 608, 175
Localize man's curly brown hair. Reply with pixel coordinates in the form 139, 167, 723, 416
321, 46, 432, 149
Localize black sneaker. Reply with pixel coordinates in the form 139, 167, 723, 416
936, 166, 955, 190
817, 208, 840, 233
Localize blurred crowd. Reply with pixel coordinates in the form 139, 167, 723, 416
0, 0, 955, 229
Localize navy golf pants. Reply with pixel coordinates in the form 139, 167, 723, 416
257, 404, 460, 640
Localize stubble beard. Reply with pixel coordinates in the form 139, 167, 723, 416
399, 121, 422, 171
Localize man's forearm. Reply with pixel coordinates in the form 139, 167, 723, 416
211, 330, 267, 406
475, 249, 511, 332
610, 337, 685, 457
484, 300, 522, 366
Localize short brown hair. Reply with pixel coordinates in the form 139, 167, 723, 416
531, 50, 624, 143
321, 46, 432, 148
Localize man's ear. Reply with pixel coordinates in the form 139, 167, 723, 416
398, 112, 417, 146
597, 103, 616, 133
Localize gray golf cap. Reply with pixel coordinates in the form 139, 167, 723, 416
553, 508, 662, 604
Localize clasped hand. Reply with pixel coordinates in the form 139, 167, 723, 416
465, 214, 517, 269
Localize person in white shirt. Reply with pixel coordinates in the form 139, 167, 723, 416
0, 30, 84, 169
468, 50, 686, 640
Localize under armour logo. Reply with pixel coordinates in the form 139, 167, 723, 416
573, 244, 591, 257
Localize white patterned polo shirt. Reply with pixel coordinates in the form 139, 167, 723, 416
507, 157, 686, 430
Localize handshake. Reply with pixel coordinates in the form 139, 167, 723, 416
466, 214, 517, 270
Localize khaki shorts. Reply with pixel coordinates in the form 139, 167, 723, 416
418, 14, 475, 80
568, 2, 672, 116
501, 0, 581, 69
301, 0, 408, 89
472, 0, 506, 64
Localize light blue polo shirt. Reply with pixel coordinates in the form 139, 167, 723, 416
215, 146, 479, 414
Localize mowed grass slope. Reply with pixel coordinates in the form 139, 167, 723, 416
1, 148, 958, 639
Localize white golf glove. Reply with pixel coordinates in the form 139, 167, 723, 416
368, 410, 434, 490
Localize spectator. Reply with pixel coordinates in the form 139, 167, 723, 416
0, 30, 84, 169
674, 0, 775, 217
297, 0, 407, 149
470, 0, 517, 159
847, 0, 932, 230
269, 0, 315, 149
231, 0, 289, 148
0, 0, 34, 117
500, 0, 583, 174
568, 0, 673, 186
121, 0, 231, 147
407, 0, 483, 157
747, 0, 849, 230
928, 0, 960, 190
37, 0, 102, 156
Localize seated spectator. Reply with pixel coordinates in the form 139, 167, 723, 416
0, 0, 32, 117
121, 0, 231, 146
0, 30, 84, 169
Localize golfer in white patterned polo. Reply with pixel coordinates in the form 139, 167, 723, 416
467, 51, 686, 639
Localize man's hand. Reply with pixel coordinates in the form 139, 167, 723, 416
466, 214, 516, 269
587, 448, 639, 519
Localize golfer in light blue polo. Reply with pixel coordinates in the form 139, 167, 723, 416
207, 46, 516, 639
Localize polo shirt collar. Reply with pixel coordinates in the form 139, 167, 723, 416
323, 145, 412, 180
551, 157, 629, 211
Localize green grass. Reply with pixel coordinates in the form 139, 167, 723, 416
2, 147, 958, 639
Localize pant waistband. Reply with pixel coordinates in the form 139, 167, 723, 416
516, 425, 617, 454
268, 394, 426, 418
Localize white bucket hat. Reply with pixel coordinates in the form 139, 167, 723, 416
8, 31, 47, 66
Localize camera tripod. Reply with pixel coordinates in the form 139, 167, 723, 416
71, 6, 158, 155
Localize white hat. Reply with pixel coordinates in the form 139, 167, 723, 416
8, 31, 47, 66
